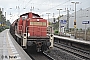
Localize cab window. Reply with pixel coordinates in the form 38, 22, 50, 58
22, 15, 28, 20
30, 22, 46, 26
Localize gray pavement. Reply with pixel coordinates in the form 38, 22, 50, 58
0, 29, 32, 60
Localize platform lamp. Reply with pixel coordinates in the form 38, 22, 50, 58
57, 9, 62, 35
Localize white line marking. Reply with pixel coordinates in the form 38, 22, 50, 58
13, 51, 18, 53
7, 31, 21, 60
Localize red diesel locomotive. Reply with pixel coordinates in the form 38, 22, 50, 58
10, 12, 53, 52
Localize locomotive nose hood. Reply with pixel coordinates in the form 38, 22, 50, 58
27, 18, 47, 37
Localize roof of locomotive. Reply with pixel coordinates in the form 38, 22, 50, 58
20, 12, 40, 17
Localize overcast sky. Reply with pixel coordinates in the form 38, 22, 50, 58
0, 0, 90, 23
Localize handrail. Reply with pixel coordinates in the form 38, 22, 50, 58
18, 25, 23, 34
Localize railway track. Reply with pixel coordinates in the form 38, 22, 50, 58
28, 52, 54, 60
43, 52, 55, 60
25, 49, 54, 60
54, 42, 90, 60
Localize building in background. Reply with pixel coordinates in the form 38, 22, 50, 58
60, 7, 90, 30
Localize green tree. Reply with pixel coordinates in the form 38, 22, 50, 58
80, 28, 82, 31
0, 8, 10, 31
6, 20, 11, 26
52, 22, 59, 30
76, 28, 78, 31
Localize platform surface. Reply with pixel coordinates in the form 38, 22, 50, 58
0, 29, 32, 60
54, 35, 90, 45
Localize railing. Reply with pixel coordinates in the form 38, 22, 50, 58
54, 35, 90, 51
69, 31, 90, 40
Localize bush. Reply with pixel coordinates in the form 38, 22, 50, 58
0, 29, 2, 32
5, 26, 9, 29
54, 30, 58, 35
55, 30, 58, 33
0, 26, 9, 32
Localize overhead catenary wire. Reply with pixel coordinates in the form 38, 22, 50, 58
17, 0, 27, 9
16, 0, 31, 15
16, 0, 72, 17
17, 0, 72, 13
20, 0, 27, 9
17, 0, 32, 11
41, 0, 72, 13
24, 0, 32, 9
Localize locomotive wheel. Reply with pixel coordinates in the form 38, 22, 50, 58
26, 45, 37, 53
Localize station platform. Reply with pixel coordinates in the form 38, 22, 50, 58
0, 29, 32, 60
54, 35, 90, 45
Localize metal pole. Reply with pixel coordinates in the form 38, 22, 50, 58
46, 13, 50, 27
75, 3, 76, 22
16, 6, 19, 17
5, 12, 6, 19
74, 3, 76, 39
48, 14, 49, 22
57, 9, 62, 35
59, 10, 61, 35
85, 24, 86, 40
53, 13, 54, 23
71, 2, 79, 39
67, 8, 69, 32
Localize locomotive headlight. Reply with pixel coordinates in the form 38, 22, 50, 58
37, 19, 39, 21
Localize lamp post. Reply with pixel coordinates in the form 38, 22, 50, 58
71, 2, 79, 39
53, 13, 55, 23
46, 13, 50, 27
57, 9, 62, 35
9, 8, 13, 21
16, 6, 20, 17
